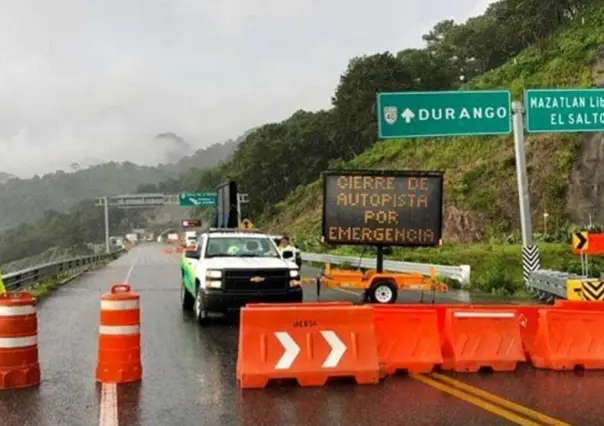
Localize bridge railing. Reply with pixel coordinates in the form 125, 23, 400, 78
300, 252, 471, 286
1, 249, 126, 292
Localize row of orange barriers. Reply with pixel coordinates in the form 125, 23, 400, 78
163, 246, 184, 254
0, 284, 141, 389
236, 300, 604, 388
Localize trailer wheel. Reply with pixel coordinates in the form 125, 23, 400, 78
368, 280, 398, 304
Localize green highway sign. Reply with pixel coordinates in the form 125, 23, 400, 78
525, 89, 604, 133
377, 90, 512, 139
179, 192, 217, 207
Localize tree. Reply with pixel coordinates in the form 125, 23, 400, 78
331, 52, 415, 157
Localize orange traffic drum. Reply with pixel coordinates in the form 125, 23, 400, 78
96, 283, 142, 383
0, 292, 41, 389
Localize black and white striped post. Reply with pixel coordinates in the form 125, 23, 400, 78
512, 102, 541, 287
522, 245, 540, 282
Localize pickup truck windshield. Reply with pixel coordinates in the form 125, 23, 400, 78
205, 237, 280, 258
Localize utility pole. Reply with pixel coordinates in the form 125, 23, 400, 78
104, 196, 110, 254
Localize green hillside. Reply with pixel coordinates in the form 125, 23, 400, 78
265, 5, 602, 232
251, 3, 604, 292
267, 7, 604, 239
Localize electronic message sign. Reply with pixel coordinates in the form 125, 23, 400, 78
322, 170, 444, 246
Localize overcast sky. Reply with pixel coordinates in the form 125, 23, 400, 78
0, 0, 494, 177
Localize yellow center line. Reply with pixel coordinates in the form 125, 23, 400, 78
430, 373, 570, 426
410, 374, 542, 426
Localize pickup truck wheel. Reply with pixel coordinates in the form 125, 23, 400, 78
369, 281, 398, 304
181, 279, 194, 311
194, 286, 210, 326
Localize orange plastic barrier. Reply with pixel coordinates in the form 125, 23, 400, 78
380, 303, 540, 357
246, 302, 353, 308
530, 308, 604, 370
554, 300, 604, 310
176, 246, 184, 254
163, 247, 172, 254
441, 308, 525, 372
96, 283, 142, 383
0, 292, 40, 389
372, 306, 442, 375
237, 305, 380, 388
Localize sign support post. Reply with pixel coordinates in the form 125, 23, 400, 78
376, 246, 384, 273
237, 193, 249, 227
512, 101, 533, 248
512, 101, 540, 285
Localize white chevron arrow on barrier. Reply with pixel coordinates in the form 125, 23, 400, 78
274, 332, 300, 369
321, 330, 347, 368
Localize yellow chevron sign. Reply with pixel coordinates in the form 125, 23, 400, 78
580, 279, 604, 301
571, 231, 589, 252
239, 219, 254, 230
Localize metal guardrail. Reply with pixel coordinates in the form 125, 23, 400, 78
1, 249, 126, 292
301, 252, 471, 286
525, 269, 577, 300
524, 269, 599, 302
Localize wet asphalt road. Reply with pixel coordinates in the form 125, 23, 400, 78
1, 243, 603, 425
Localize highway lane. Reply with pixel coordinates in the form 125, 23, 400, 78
0, 243, 591, 425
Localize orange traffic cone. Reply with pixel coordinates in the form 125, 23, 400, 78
95, 283, 142, 383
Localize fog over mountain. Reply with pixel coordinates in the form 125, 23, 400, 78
0, 0, 493, 177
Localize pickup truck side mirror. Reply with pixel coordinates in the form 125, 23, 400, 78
282, 250, 294, 259
185, 250, 200, 259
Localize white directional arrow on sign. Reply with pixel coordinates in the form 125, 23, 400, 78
321, 330, 347, 368
274, 332, 300, 369
401, 108, 415, 124
189, 198, 201, 206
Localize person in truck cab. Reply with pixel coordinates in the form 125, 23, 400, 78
278, 236, 293, 252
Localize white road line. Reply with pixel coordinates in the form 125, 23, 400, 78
99, 383, 118, 426
124, 256, 139, 282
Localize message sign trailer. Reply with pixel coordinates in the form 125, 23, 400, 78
321, 170, 444, 272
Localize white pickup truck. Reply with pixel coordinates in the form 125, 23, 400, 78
180, 229, 302, 325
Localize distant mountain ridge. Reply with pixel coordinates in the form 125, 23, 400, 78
160, 127, 257, 173
0, 128, 252, 231
0, 171, 15, 183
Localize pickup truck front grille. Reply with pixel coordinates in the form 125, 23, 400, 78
223, 268, 289, 293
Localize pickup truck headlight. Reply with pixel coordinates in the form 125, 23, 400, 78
207, 280, 222, 289
206, 269, 223, 279
205, 269, 223, 289
289, 269, 301, 287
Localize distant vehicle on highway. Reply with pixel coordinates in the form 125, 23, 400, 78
180, 228, 302, 325
184, 231, 198, 248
